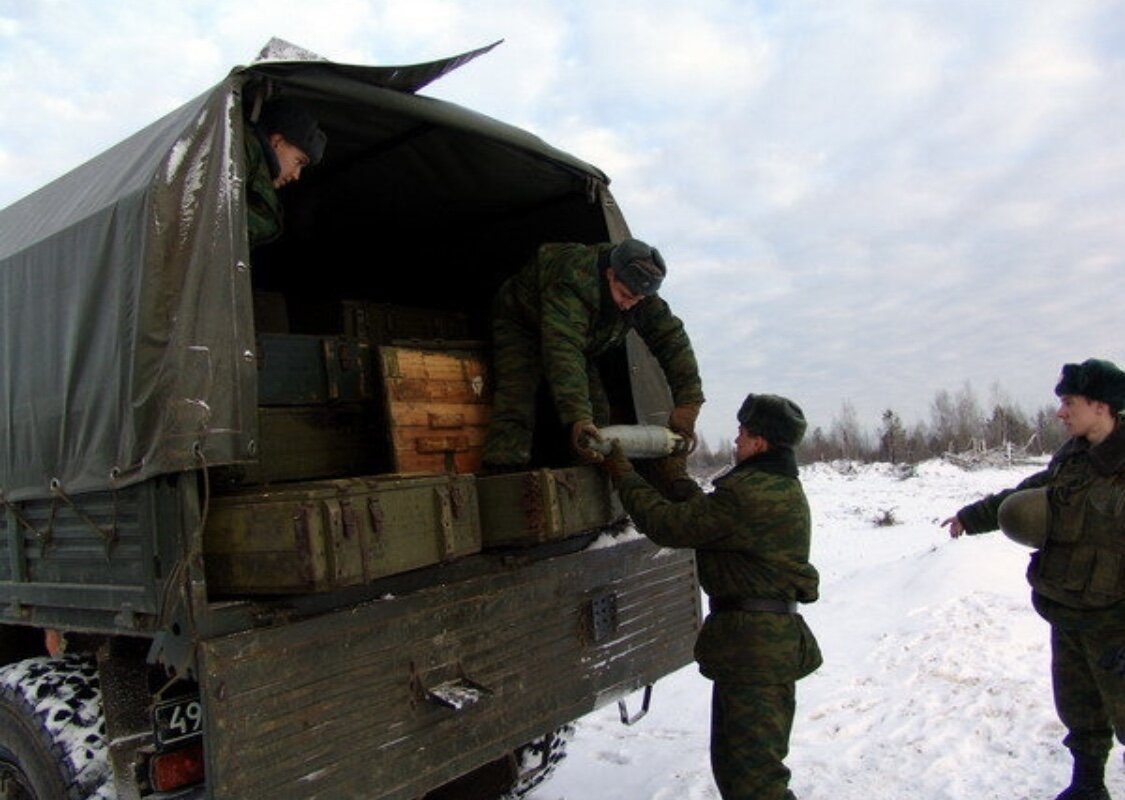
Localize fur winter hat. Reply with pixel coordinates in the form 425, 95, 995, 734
737, 393, 808, 448
257, 99, 327, 164
1054, 358, 1125, 412
610, 239, 666, 296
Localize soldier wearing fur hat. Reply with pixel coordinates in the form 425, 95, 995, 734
243, 97, 327, 249
481, 239, 704, 471
601, 392, 822, 800
942, 358, 1125, 800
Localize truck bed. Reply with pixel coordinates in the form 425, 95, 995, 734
198, 537, 699, 800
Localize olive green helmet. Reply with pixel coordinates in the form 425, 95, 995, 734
997, 488, 1049, 548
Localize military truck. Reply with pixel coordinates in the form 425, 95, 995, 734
0, 40, 700, 799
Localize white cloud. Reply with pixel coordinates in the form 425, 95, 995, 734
583, 5, 774, 104
1, 0, 1123, 444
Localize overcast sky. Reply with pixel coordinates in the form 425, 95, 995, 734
1, 0, 1123, 447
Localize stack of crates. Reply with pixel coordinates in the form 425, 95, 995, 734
201, 294, 624, 596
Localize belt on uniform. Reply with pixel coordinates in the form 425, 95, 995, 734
709, 597, 797, 614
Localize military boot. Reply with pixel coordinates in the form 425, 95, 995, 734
1054, 756, 1111, 800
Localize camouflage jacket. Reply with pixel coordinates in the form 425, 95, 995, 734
958, 424, 1125, 624
493, 242, 704, 424
244, 129, 283, 250
616, 449, 822, 684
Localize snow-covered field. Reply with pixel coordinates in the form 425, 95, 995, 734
537, 458, 1125, 800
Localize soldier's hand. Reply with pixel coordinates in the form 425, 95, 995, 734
570, 419, 603, 463
601, 440, 634, 484
1098, 644, 1125, 678
941, 515, 965, 538
651, 453, 697, 502
668, 404, 701, 451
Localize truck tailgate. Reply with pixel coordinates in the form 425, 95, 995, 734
198, 538, 699, 800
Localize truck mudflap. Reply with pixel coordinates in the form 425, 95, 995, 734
197, 537, 699, 800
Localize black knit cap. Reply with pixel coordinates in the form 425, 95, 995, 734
257, 99, 327, 164
1054, 358, 1125, 412
737, 393, 808, 448
610, 238, 666, 296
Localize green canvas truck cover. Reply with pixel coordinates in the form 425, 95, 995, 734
0, 40, 666, 503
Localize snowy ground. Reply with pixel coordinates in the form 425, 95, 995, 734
535, 458, 1125, 800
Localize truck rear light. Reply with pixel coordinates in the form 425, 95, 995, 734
150, 742, 205, 792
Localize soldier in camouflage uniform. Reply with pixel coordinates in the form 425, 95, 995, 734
602, 393, 822, 800
243, 98, 327, 249
481, 239, 704, 469
942, 358, 1125, 800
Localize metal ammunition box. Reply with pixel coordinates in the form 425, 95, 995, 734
477, 466, 625, 547
342, 301, 475, 344
256, 333, 374, 406
203, 474, 481, 594
224, 405, 383, 486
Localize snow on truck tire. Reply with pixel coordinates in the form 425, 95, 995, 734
500, 724, 574, 799
0, 654, 112, 800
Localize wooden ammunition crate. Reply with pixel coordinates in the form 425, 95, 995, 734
476, 466, 625, 547
378, 345, 491, 474
203, 474, 481, 594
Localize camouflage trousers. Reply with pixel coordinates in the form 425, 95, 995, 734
1051, 623, 1125, 762
481, 317, 610, 467
710, 680, 797, 800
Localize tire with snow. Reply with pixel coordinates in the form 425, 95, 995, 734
0, 654, 112, 800
500, 724, 574, 799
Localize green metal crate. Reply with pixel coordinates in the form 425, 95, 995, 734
203, 474, 480, 594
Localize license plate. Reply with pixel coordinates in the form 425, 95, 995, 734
153, 696, 203, 746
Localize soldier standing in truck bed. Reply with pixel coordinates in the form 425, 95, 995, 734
942, 358, 1125, 800
481, 238, 704, 470
601, 392, 822, 800
243, 98, 327, 249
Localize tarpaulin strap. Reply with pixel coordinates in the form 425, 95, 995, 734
44, 496, 57, 549
159, 444, 209, 633
246, 78, 275, 125
249, 90, 264, 124
0, 493, 49, 546
585, 176, 598, 204
50, 481, 118, 559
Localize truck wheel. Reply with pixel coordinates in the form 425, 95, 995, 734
0, 654, 111, 800
501, 724, 574, 799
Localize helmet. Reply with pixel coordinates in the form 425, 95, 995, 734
997, 488, 1049, 548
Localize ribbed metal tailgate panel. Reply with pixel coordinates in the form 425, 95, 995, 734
0, 483, 158, 621
198, 539, 699, 799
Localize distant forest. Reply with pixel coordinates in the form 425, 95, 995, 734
690, 382, 1069, 469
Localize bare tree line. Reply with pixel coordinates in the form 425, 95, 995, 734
690, 382, 1069, 469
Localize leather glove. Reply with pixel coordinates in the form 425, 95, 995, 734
601, 440, 634, 485
668, 403, 701, 451
652, 452, 689, 483
570, 419, 603, 463
653, 453, 697, 501
1098, 644, 1125, 678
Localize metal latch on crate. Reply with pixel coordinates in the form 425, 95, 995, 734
433, 484, 456, 557
322, 337, 371, 400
